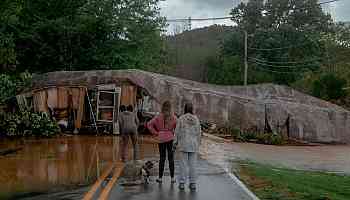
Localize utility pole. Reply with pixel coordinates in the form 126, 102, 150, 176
244, 30, 248, 86
188, 17, 192, 31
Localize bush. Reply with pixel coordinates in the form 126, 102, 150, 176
0, 110, 60, 137
0, 72, 32, 104
0, 74, 17, 104
0, 72, 56, 138
256, 133, 284, 145
312, 73, 347, 100
227, 125, 242, 139
233, 131, 284, 145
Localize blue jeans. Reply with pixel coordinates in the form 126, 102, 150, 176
178, 151, 197, 184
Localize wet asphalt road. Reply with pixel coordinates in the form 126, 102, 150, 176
18, 159, 254, 200
107, 158, 253, 200
17, 187, 89, 200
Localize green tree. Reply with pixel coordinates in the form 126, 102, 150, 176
222, 0, 333, 85
206, 55, 243, 85
0, 0, 22, 71
312, 73, 347, 100
230, 0, 264, 34
0, 0, 165, 73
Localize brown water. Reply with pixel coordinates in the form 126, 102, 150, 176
200, 138, 350, 174
0, 135, 158, 199
2, 135, 349, 199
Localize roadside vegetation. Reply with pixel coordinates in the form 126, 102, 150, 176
236, 162, 350, 200
0, 109, 60, 137
234, 132, 284, 145
202, 124, 286, 145
0, 73, 59, 137
0, 73, 31, 104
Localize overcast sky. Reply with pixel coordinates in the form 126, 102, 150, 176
159, 0, 350, 33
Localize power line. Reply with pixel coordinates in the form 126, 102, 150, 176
251, 65, 309, 74
247, 28, 324, 51
167, 16, 231, 22
291, 0, 343, 13
246, 16, 338, 52
248, 59, 316, 69
165, 0, 342, 22
251, 63, 311, 74
248, 44, 307, 51
248, 57, 322, 65
319, 0, 342, 5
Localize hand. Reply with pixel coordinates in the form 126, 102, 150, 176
149, 135, 160, 143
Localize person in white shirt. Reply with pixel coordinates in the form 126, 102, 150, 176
174, 102, 201, 191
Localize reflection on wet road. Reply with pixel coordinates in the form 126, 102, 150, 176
1, 135, 350, 199
0, 135, 157, 199
109, 159, 253, 200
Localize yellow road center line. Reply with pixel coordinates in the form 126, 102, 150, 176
82, 163, 114, 200
98, 162, 125, 200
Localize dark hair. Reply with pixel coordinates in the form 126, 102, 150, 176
127, 105, 133, 112
161, 101, 172, 114
120, 105, 126, 112
184, 102, 193, 114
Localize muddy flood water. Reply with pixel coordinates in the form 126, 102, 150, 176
200, 138, 350, 175
1, 135, 350, 199
0, 135, 158, 199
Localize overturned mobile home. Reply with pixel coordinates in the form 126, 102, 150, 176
29, 69, 350, 143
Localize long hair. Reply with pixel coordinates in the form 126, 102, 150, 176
127, 105, 133, 112
161, 101, 172, 127
184, 102, 193, 114
120, 105, 126, 112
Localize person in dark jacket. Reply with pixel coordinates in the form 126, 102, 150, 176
119, 105, 139, 162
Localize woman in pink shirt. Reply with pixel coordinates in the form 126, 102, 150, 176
147, 101, 177, 184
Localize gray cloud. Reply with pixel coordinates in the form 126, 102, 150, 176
160, 0, 236, 18
160, 0, 350, 33
331, 0, 350, 22
159, 0, 236, 33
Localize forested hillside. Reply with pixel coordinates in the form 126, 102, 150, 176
164, 25, 234, 82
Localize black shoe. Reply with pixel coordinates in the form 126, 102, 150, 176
171, 177, 176, 184
189, 183, 196, 191
156, 178, 162, 184
179, 183, 185, 190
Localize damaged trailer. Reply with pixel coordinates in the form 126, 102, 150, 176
19, 77, 152, 134
28, 69, 350, 144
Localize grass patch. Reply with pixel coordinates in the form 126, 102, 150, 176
237, 162, 350, 200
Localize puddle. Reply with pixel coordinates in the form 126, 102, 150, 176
0, 135, 158, 199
